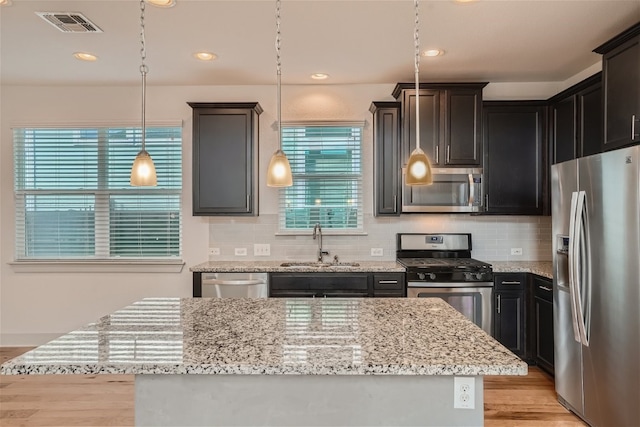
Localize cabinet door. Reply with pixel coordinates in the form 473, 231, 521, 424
483, 102, 547, 215
578, 82, 603, 158
532, 276, 554, 375
371, 102, 401, 216
495, 291, 526, 357
189, 102, 262, 215
535, 295, 554, 374
402, 89, 442, 166
552, 96, 576, 164
446, 88, 483, 166
598, 31, 640, 150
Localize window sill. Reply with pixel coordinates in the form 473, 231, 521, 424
275, 231, 368, 237
8, 259, 185, 273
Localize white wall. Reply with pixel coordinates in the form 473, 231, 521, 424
1, 80, 570, 345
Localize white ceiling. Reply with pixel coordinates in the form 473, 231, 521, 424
1, 0, 639, 87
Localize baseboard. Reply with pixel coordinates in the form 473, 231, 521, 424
0, 333, 63, 347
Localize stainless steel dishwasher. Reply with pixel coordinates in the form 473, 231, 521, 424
201, 272, 268, 298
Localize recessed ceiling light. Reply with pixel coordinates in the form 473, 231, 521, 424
73, 52, 98, 61
145, 0, 176, 7
194, 52, 217, 61
0, 0, 13, 6
422, 49, 444, 57
311, 73, 329, 80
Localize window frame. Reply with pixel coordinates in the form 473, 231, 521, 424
12, 123, 184, 270
276, 121, 365, 235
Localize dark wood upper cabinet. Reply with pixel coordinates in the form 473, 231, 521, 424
594, 22, 640, 151
549, 73, 602, 164
370, 102, 401, 216
392, 83, 487, 168
189, 102, 262, 216
482, 101, 548, 215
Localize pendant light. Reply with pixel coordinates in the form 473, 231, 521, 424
405, 0, 433, 186
130, 0, 157, 186
266, 0, 293, 187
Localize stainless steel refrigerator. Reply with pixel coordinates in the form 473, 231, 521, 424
551, 145, 640, 427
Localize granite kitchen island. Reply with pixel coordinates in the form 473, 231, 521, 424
1, 297, 526, 426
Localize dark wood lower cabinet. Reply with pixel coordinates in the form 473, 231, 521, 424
269, 272, 405, 298
493, 273, 527, 358
532, 275, 555, 375
492, 273, 555, 374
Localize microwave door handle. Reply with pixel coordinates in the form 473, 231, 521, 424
468, 173, 474, 206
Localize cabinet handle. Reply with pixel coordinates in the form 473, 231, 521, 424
539, 286, 552, 292
485, 194, 489, 209
246, 194, 251, 210
497, 294, 501, 314
378, 280, 398, 284
446, 145, 451, 163
501, 281, 521, 285
633, 115, 639, 141
393, 195, 397, 209
435, 146, 439, 164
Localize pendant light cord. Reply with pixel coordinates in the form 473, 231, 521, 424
275, 0, 282, 151
140, 0, 148, 153
414, 0, 420, 151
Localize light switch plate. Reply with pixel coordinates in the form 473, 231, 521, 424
209, 248, 220, 256
510, 248, 523, 256
370, 248, 384, 257
234, 248, 247, 256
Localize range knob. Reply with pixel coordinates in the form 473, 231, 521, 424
417, 272, 426, 280
428, 273, 436, 280
475, 273, 484, 280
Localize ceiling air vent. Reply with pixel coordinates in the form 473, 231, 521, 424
36, 12, 103, 33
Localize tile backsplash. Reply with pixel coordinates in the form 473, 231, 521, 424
208, 214, 552, 263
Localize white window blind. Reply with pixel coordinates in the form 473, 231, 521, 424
279, 124, 363, 231
13, 126, 182, 260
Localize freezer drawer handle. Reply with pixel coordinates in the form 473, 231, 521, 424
378, 280, 398, 284
539, 286, 552, 292
501, 281, 521, 285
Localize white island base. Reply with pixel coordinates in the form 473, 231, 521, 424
135, 374, 484, 426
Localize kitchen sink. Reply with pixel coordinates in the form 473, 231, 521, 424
280, 262, 360, 268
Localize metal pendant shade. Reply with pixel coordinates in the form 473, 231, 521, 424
266, 0, 293, 188
405, 0, 433, 186
130, 0, 157, 186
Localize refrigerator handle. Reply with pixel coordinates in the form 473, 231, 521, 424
575, 190, 590, 346
568, 191, 582, 343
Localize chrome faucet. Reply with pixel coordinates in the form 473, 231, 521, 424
312, 223, 329, 262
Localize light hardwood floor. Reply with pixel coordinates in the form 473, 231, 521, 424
1, 347, 586, 427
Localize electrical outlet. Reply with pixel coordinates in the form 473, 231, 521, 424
209, 248, 220, 256
454, 377, 475, 409
510, 248, 523, 256
234, 248, 247, 256
254, 243, 271, 256
370, 248, 384, 257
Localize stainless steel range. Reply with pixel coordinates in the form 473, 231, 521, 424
397, 233, 494, 334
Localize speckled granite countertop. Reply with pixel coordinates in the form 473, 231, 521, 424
1, 297, 526, 377
190, 260, 406, 273
489, 261, 553, 279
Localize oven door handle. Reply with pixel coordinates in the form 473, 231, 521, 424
407, 282, 493, 288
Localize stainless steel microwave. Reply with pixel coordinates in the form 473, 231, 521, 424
402, 168, 483, 213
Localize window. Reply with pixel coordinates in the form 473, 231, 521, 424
13, 125, 182, 260
279, 124, 363, 232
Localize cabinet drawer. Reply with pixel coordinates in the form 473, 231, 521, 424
533, 276, 553, 302
373, 273, 405, 290
494, 273, 527, 291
